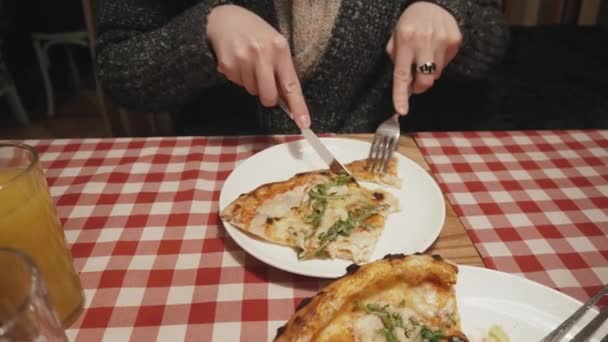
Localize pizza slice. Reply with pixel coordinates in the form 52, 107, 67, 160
220, 158, 400, 263
274, 253, 469, 342
345, 157, 401, 188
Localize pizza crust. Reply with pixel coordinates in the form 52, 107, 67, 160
220, 170, 329, 246
346, 157, 401, 188
274, 253, 468, 342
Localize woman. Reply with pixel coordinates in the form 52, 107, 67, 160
96, 0, 508, 135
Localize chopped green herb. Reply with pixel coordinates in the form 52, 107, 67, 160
331, 173, 354, 186
398, 299, 406, 308
302, 204, 387, 258
361, 303, 404, 342
409, 316, 420, 327
401, 316, 421, 338
420, 325, 444, 342
305, 174, 352, 229
445, 312, 457, 328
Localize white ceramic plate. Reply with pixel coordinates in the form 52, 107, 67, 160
219, 137, 445, 278
458, 265, 607, 341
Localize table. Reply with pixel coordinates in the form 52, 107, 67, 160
416, 130, 607, 304
25, 134, 476, 341
17, 131, 606, 340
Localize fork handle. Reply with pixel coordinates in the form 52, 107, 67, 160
539, 284, 608, 342
570, 305, 608, 342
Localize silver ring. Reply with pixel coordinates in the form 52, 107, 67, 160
417, 62, 437, 74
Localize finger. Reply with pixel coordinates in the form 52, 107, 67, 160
273, 36, 310, 128
392, 39, 414, 115
385, 35, 395, 62
433, 46, 446, 80
256, 59, 278, 107
239, 61, 258, 96
217, 58, 242, 85
445, 37, 460, 65
445, 27, 463, 64
412, 46, 436, 94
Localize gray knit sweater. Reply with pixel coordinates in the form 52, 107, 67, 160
96, 0, 509, 135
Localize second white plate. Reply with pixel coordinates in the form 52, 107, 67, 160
457, 265, 607, 341
218, 138, 446, 278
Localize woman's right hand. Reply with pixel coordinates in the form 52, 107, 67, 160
206, 5, 310, 128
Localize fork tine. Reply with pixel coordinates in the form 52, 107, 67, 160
374, 137, 386, 173
367, 134, 379, 171
376, 136, 390, 174
382, 137, 397, 173
369, 113, 400, 174
371, 136, 385, 174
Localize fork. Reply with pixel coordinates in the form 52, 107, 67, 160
368, 76, 414, 174
367, 113, 400, 174
540, 283, 608, 342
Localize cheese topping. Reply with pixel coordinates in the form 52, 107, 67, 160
407, 283, 441, 319
327, 228, 382, 263
352, 315, 385, 342
222, 171, 399, 263
350, 301, 449, 342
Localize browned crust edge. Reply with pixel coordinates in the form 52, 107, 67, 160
219, 170, 331, 231
220, 157, 400, 231
274, 253, 460, 342
345, 157, 400, 183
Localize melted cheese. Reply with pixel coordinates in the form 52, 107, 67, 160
303, 184, 397, 262
350, 306, 426, 342
243, 175, 399, 263
344, 282, 457, 342
407, 283, 442, 319
248, 185, 309, 244
328, 228, 382, 263
352, 315, 385, 342
256, 185, 307, 218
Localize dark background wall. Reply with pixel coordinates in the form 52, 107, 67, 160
0, 0, 89, 116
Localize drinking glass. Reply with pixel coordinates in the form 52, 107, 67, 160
0, 142, 84, 327
0, 247, 68, 341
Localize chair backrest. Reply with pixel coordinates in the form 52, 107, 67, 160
81, 0, 98, 55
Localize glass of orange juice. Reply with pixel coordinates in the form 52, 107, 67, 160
0, 247, 68, 341
0, 142, 84, 327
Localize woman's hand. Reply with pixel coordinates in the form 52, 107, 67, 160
207, 5, 310, 128
386, 2, 462, 115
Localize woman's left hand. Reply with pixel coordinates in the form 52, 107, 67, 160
387, 1, 462, 115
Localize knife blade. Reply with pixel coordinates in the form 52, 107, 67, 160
300, 128, 352, 176
278, 99, 353, 177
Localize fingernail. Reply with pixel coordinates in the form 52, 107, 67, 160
396, 103, 406, 115
298, 115, 310, 128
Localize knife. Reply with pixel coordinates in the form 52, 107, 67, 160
277, 99, 353, 177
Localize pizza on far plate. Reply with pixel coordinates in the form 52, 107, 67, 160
220, 157, 401, 263
274, 253, 469, 342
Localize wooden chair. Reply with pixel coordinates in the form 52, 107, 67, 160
0, 65, 28, 125
31, 31, 88, 117
29, 0, 113, 135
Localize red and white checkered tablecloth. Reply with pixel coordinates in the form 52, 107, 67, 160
26, 136, 328, 342
415, 130, 608, 304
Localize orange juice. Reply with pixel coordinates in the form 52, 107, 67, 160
0, 162, 84, 326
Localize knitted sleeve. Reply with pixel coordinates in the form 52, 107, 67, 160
95, 0, 232, 112
418, 0, 509, 78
